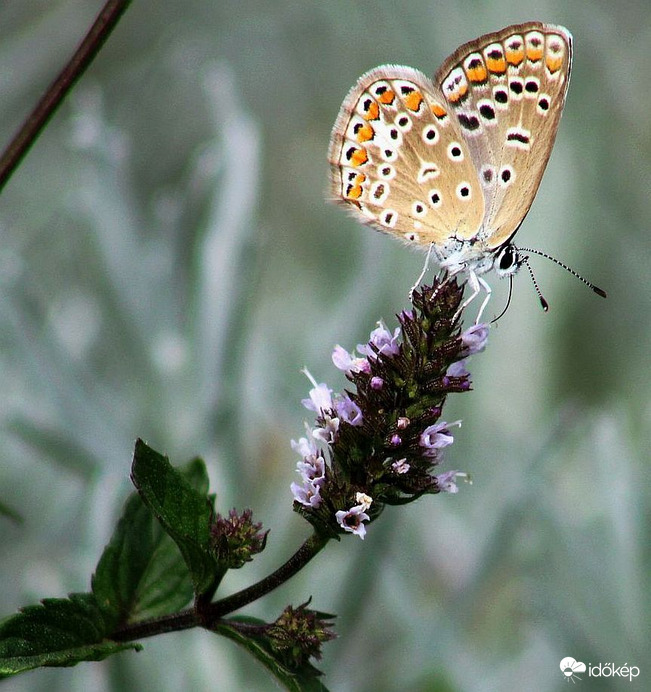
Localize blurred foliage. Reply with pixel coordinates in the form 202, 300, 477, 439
0, 1, 648, 690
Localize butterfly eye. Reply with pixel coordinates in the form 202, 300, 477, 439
496, 245, 521, 275
500, 248, 513, 269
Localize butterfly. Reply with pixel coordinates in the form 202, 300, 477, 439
328, 22, 605, 320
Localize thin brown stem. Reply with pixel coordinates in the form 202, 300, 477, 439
203, 532, 329, 625
112, 532, 330, 642
0, 0, 133, 193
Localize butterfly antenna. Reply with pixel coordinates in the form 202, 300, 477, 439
518, 247, 608, 299
491, 275, 513, 323
520, 255, 549, 312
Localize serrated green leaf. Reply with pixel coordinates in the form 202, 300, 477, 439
0, 593, 140, 678
130, 439, 221, 598
91, 492, 157, 628
127, 529, 194, 621
213, 618, 330, 692
93, 455, 211, 624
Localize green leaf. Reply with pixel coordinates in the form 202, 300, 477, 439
91, 492, 157, 628
0, 593, 140, 678
126, 533, 194, 621
214, 617, 330, 692
92, 453, 210, 625
92, 486, 195, 625
130, 439, 221, 598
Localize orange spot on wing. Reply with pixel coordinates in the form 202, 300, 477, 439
445, 83, 468, 104
356, 123, 374, 142
466, 63, 487, 83
349, 147, 368, 167
378, 89, 395, 105
526, 44, 544, 61
346, 184, 363, 200
486, 55, 507, 74
363, 100, 380, 121
431, 103, 448, 119
545, 55, 563, 73
505, 46, 525, 66
404, 90, 424, 112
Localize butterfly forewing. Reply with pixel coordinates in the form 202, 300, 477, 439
436, 22, 572, 249
328, 65, 484, 246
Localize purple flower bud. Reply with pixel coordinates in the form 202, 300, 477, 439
370, 376, 384, 390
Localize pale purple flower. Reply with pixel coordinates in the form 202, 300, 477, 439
391, 458, 410, 474
291, 479, 322, 508
291, 435, 318, 459
335, 395, 363, 426
335, 503, 370, 539
292, 434, 327, 486
435, 470, 469, 494
390, 434, 401, 446
301, 382, 334, 415
301, 369, 334, 415
332, 345, 370, 375
445, 360, 469, 379
370, 376, 384, 390
357, 321, 400, 359
312, 414, 340, 444
460, 323, 489, 355
420, 420, 461, 457
296, 454, 326, 486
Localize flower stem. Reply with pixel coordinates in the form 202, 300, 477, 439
112, 531, 330, 642
203, 531, 329, 625
0, 0, 133, 193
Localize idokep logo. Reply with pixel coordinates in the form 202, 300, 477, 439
560, 656, 641, 683
560, 657, 586, 682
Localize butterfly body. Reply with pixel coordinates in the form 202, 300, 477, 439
328, 22, 573, 316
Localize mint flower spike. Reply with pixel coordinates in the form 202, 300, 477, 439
291, 277, 489, 540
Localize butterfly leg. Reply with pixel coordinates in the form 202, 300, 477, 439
474, 275, 492, 324
452, 269, 491, 324
408, 242, 434, 299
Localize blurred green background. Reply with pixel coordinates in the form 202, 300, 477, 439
0, 1, 648, 690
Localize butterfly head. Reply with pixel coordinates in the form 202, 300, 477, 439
494, 244, 523, 278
